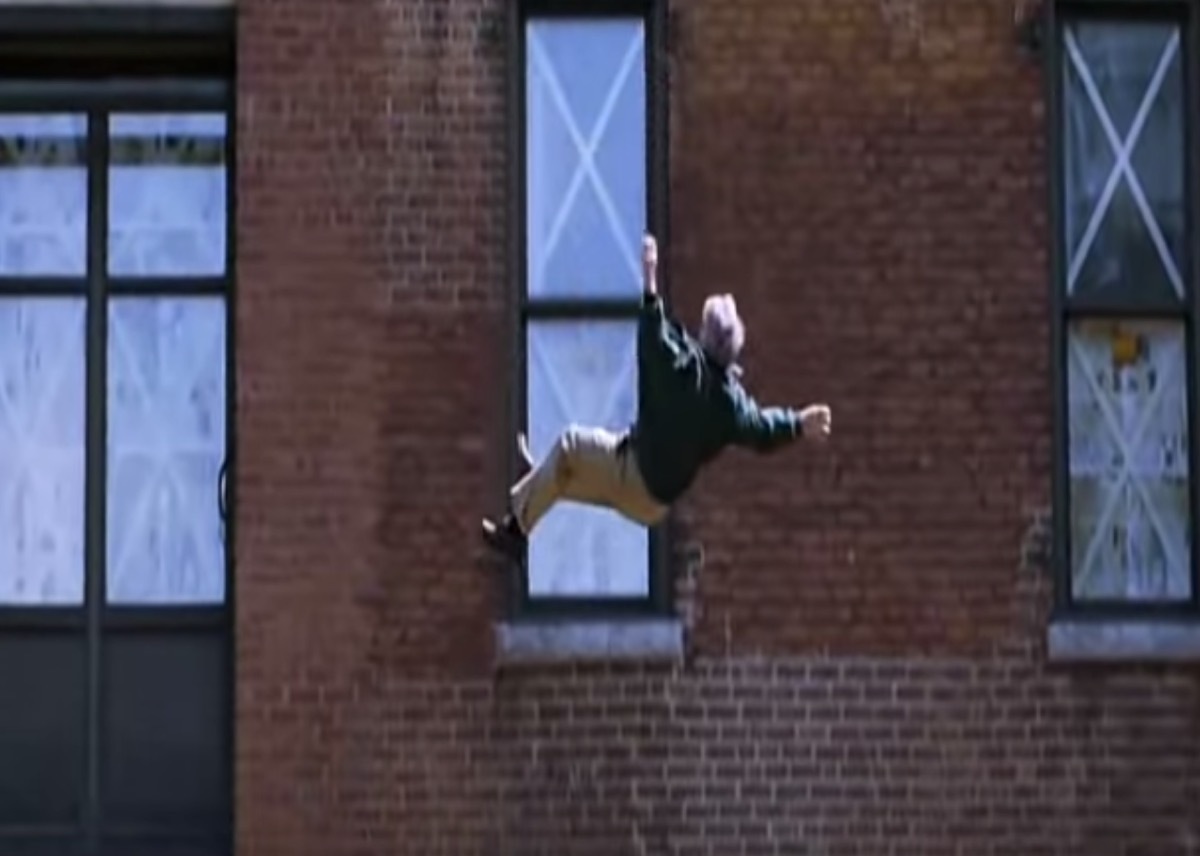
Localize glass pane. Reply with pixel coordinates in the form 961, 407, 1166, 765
1062, 22, 1185, 302
108, 113, 227, 278
1067, 319, 1191, 601
0, 114, 87, 276
107, 298, 226, 604
526, 320, 648, 596
0, 299, 86, 605
525, 18, 645, 300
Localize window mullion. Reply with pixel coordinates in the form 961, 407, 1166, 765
1062, 294, 1188, 317
82, 105, 108, 854
1188, 312, 1200, 611
523, 299, 644, 320
1187, 11, 1200, 612
0, 278, 87, 296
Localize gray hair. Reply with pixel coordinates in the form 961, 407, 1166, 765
698, 293, 745, 371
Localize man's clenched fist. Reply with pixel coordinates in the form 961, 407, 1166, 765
642, 234, 658, 295
799, 404, 832, 442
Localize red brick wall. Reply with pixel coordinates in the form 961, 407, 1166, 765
234, 0, 1200, 854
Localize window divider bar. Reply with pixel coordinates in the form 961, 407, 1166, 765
0, 6, 233, 37
1058, 0, 1189, 22
1188, 6, 1200, 609
1049, 0, 1072, 615
522, 0, 651, 18
82, 105, 108, 855
518, 593, 660, 616
522, 298, 645, 320
646, 0, 671, 616
1061, 296, 1189, 318
0, 279, 88, 296
222, 68, 239, 840
1055, 597, 1200, 618
0, 79, 229, 111
1186, 312, 1200, 608
106, 277, 230, 297
507, 0, 527, 619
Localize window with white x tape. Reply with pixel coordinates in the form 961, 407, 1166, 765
1063, 21, 1185, 304
524, 16, 649, 598
1062, 20, 1193, 604
1067, 321, 1191, 601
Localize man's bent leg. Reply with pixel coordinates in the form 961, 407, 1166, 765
483, 425, 666, 562
482, 425, 610, 562
513, 426, 667, 530
510, 425, 620, 534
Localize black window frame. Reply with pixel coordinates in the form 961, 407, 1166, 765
1047, 0, 1200, 620
505, 0, 672, 619
0, 8, 236, 855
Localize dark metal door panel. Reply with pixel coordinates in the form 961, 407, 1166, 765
0, 634, 85, 827
101, 632, 228, 830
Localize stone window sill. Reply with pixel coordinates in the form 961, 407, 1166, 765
494, 617, 684, 667
1047, 618, 1200, 663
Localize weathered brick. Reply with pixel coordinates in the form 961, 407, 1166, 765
234, 0, 1200, 853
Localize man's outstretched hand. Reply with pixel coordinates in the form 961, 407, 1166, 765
799, 404, 832, 442
642, 234, 658, 296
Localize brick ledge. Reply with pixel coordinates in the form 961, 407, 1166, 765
1047, 618, 1200, 663
494, 617, 684, 666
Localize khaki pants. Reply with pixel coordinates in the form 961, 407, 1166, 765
511, 425, 668, 535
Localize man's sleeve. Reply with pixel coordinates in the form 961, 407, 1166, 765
638, 293, 691, 367
730, 387, 802, 452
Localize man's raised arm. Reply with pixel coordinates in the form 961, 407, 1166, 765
638, 234, 691, 365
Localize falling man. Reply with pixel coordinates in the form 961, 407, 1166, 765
482, 234, 833, 563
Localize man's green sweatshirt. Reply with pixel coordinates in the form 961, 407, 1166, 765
628, 293, 804, 505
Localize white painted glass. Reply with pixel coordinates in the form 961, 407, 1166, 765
1062, 22, 1184, 302
0, 114, 87, 276
0, 299, 86, 604
108, 113, 227, 277
1067, 319, 1191, 601
107, 298, 226, 604
525, 18, 646, 300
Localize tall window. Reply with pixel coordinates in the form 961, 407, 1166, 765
1053, 7, 1198, 616
0, 12, 233, 856
512, 0, 667, 614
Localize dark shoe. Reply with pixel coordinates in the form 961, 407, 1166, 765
481, 514, 526, 563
